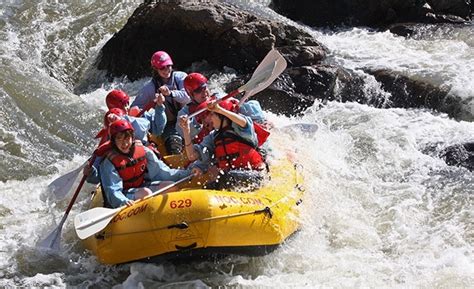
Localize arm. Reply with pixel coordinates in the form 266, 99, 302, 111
144, 147, 192, 181
144, 104, 167, 136
178, 115, 200, 161
125, 115, 150, 144
131, 81, 155, 109
176, 107, 202, 140
170, 71, 191, 104
211, 103, 247, 128
239, 100, 266, 123
85, 156, 102, 184
231, 115, 259, 148
100, 159, 132, 208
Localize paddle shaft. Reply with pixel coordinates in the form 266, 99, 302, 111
187, 90, 241, 119
65, 155, 96, 213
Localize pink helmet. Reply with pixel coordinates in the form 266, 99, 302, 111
106, 89, 130, 109
151, 51, 173, 70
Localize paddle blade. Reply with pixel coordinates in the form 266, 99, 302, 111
74, 207, 118, 240
47, 161, 87, 200
37, 223, 63, 251
276, 123, 319, 136
239, 49, 287, 104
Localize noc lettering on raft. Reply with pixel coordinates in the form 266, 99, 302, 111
213, 195, 264, 206
112, 203, 148, 223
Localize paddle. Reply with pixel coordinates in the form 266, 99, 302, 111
46, 161, 89, 200
188, 49, 287, 119
37, 155, 97, 250
74, 174, 194, 240
275, 123, 319, 135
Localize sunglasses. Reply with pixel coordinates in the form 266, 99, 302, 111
158, 65, 172, 71
193, 84, 207, 94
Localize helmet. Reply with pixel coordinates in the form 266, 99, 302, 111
151, 51, 173, 70
108, 119, 134, 139
104, 108, 126, 127
193, 100, 211, 124
106, 89, 130, 109
184, 73, 208, 95
218, 99, 239, 113
193, 99, 239, 124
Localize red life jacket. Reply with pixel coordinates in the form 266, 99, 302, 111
106, 141, 147, 190
214, 127, 264, 171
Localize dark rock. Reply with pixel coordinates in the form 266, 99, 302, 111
427, 0, 472, 19
388, 23, 418, 37
271, 0, 471, 27
226, 64, 366, 116
96, 1, 326, 81
440, 142, 474, 171
365, 69, 472, 120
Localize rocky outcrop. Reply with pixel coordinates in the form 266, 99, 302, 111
270, 0, 471, 27
440, 143, 474, 171
365, 69, 472, 120
226, 65, 367, 116
96, 1, 470, 119
97, 1, 326, 81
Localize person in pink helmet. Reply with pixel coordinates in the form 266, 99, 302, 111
131, 51, 190, 155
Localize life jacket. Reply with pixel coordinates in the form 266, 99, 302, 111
153, 72, 183, 125
214, 127, 264, 171
106, 141, 147, 190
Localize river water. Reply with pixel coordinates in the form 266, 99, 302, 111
0, 1, 472, 288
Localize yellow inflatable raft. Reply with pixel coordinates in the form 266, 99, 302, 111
81, 156, 304, 265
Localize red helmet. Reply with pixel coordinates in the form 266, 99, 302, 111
193, 99, 240, 124
218, 99, 239, 113
184, 73, 208, 95
151, 51, 173, 70
190, 100, 209, 124
104, 108, 126, 127
108, 119, 134, 139
106, 89, 130, 109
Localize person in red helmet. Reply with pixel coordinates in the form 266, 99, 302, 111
85, 105, 166, 185
179, 99, 266, 191
176, 72, 214, 144
99, 119, 193, 208
106, 89, 130, 110
176, 72, 270, 145
131, 51, 190, 154
102, 89, 167, 140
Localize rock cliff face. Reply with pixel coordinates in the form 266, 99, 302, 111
96, 1, 469, 120
96, 1, 360, 115
97, 1, 326, 80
